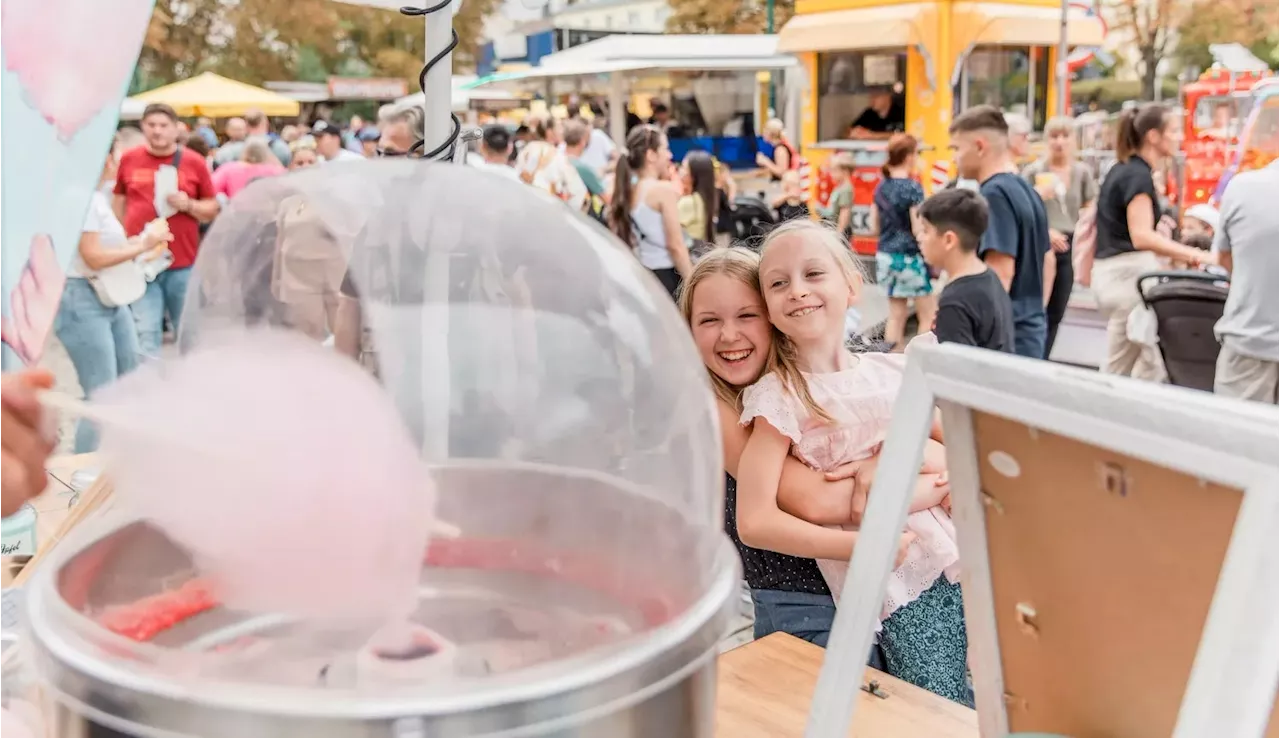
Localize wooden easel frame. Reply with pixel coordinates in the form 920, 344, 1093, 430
805, 344, 1279, 738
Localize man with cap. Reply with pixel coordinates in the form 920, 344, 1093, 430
312, 120, 363, 163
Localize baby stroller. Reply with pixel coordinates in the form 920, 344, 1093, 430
1137, 270, 1230, 392
724, 194, 778, 247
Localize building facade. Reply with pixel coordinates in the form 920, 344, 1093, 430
479, 0, 668, 75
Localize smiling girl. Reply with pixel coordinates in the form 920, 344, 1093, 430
683, 248, 857, 648
681, 247, 952, 659
736, 219, 971, 706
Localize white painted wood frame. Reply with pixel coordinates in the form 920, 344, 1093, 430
805, 343, 1279, 738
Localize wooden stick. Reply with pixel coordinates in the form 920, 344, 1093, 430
11, 473, 114, 588
34, 390, 115, 427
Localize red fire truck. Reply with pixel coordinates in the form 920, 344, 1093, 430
1179, 51, 1275, 207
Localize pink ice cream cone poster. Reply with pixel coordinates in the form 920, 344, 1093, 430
1, 0, 156, 368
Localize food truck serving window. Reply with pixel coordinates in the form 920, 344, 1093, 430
956, 46, 1050, 130
817, 50, 907, 141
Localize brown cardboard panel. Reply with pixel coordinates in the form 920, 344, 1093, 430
971, 412, 1243, 738
1267, 696, 1278, 738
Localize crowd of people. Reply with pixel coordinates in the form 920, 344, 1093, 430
673, 100, 1277, 711
42, 99, 448, 454
3, 92, 1274, 714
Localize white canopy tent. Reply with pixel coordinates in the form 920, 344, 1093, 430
393, 75, 524, 116
465, 34, 799, 142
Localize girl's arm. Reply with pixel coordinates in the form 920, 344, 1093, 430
720, 401, 862, 526
655, 184, 693, 278
840, 443, 949, 521
737, 418, 861, 560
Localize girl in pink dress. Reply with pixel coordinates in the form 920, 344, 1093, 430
736, 219, 970, 706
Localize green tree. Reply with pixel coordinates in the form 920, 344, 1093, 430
137, 0, 500, 93
666, 0, 794, 34
1174, 0, 1279, 72
137, 0, 226, 85
218, 1, 346, 85
1105, 0, 1182, 101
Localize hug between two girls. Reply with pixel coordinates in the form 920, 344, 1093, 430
682, 188, 1004, 708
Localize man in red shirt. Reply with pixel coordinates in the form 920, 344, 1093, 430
113, 103, 219, 356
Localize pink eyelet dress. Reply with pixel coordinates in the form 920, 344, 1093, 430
739, 351, 961, 623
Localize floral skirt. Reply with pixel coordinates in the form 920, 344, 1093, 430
878, 577, 973, 707
875, 251, 934, 298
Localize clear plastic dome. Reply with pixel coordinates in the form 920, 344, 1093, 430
180, 162, 719, 511
24, 161, 737, 737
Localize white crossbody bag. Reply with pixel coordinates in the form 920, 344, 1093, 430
86, 260, 146, 307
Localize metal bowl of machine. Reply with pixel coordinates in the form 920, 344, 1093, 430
25, 462, 737, 737
23, 162, 735, 737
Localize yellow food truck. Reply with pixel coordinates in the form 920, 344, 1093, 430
777, 0, 1105, 253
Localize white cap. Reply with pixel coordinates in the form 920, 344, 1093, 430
1185, 204, 1221, 232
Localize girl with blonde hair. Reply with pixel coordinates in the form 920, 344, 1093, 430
735, 219, 971, 705
681, 246, 865, 650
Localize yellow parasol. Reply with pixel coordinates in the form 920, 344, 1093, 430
126, 72, 300, 118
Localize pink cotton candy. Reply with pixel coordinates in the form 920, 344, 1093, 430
2, 0, 156, 141
98, 329, 434, 623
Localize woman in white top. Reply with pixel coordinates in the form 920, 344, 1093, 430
607, 125, 692, 298
55, 137, 173, 452
515, 113, 588, 212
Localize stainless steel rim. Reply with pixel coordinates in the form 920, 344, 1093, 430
26, 512, 738, 736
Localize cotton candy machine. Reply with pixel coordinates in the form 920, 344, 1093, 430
23, 162, 736, 737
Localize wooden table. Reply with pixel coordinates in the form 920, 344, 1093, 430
716, 633, 978, 738
2, 453, 105, 587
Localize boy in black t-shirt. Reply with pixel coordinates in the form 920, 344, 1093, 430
917, 189, 1015, 353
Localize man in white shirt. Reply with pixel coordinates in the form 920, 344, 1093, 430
469, 125, 520, 181
312, 120, 364, 163
1213, 160, 1280, 403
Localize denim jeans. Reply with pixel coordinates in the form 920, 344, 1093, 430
1011, 296, 1048, 360
132, 266, 192, 358
54, 279, 141, 452
750, 589, 887, 671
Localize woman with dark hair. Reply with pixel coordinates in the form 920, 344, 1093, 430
678, 151, 719, 247
873, 133, 934, 350
1092, 104, 1217, 378
608, 125, 692, 297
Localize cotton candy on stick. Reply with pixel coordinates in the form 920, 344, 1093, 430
97, 328, 435, 624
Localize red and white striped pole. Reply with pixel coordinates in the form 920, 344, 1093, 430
930, 160, 951, 193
